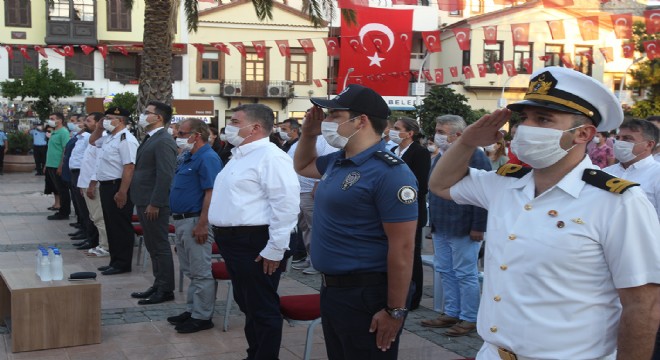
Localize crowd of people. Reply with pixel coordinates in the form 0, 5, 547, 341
20, 65, 660, 359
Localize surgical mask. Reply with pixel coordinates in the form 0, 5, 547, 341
47, 120, 57, 128
389, 130, 403, 144
427, 144, 437, 153
103, 119, 116, 132
279, 131, 290, 141
434, 134, 450, 151
67, 123, 78, 131
176, 137, 194, 150
511, 125, 581, 169
613, 140, 639, 163
321, 117, 360, 149
225, 124, 253, 147
167, 127, 174, 136
138, 114, 151, 129
219, 134, 227, 142
592, 137, 601, 144
484, 144, 497, 152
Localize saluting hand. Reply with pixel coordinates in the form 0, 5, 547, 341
255, 255, 280, 275
369, 309, 404, 352
302, 106, 324, 137
460, 108, 511, 147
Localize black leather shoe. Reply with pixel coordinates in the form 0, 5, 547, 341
97, 265, 112, 271
69, 222, 81, 227
138, 291, 174, 305
76, 243, 95, 250
70, 234, 87, 240
131, 287, 157, 299
72, 240, 88, 247
68, 230, 83, 237
167, 311, 191, 325
48, 214, 69, 220
102, 267, 130, 276
176, 318, 214, 333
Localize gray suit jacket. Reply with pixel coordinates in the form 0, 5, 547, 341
130, 127, 177, 207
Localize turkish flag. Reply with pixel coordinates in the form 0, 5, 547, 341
611, 13, 632, 39
599, 47, 613, 62
578, 16, 599, 41
423, 69, 433, 82
172, 43, 185, 50
211, 42, 231, 55
18, 46, 30, 60
643, 40, 659, 60
579, 50, 594, 64
3, 45, 13, 59
275, 40, 290, 57
298, 38, 316, 54
81, 45, 95, 55
34, 45, 48, 58
622, 43, 634, 58
511, 23, 529, 46
543, 0, 573, 8
323, 37, 340, 56
561, 54, 574, 68
63, 45, 74, 57
313, 79, 322, 87
449, 66, 458, 77
422, 31, 442, 53
388, 72, 401, 78
97, 45, 108, 59
399, 33, 412, 51
230, 42, 247, 57
503, 60, 517, 76
48, 45, 67, 57
366, 32, 391, 53
114, 45, 128, 56
338, 7, 413, 95
477, 64, 487, 77
645, 10, 660, 35
462, 65, 475, 79
452, 28, 471, 51
538, 55, 550, 61
411, 70, 419, 80
483, 25, 497, 45
252, 41, 266, 59
493, 61, 503, 75
521, 58, 532, 73
337, 0, 368, 9
437, 0, 465, 12
434, 69, 444, 83
547, 20, 565, 40
192, 43, 205, 54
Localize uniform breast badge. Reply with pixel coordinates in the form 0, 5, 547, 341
341, 171, 361, 190
397, 186, 417, 204
571, 218, 585, 225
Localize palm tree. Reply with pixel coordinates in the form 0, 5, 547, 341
124, 0, 331, 111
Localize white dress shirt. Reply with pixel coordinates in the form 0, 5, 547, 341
96, 129, 139, 181
77, 140, 100, 188
450, 156, 660, 359
68, 132, 90, 170
209, 137, 300, 261
287, 135, 336, 193
604, 155, 660, 221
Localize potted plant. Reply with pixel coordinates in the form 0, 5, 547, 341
5, 131, 35, 172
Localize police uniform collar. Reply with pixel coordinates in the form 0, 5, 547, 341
335, 140, 386, 166
230, 137, 269, 158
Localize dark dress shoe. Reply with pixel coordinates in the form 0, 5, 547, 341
167, 311, 191, 325
97, 265, 112, 271
176, 318, 214, 333
48, 214, 69, 220
70, 234, 87, 240
68, 230, 84, 237
76, 243, 95, 250
72, 240, 88, 247
138, 291, 174, 305
102, 267, 130, 275
131, 287, 157, 299
69, 222, 81, 228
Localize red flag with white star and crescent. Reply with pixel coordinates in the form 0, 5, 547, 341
323, 37, 340, 57
338, 7, 413, 95
611, 13, 632, 39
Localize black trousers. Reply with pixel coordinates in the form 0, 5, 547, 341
71, 170, 99, 246
99, 180, 134, 271
214, 226, 282, 360
0, 146, 5, 172
137, 205, 174, 292
33, 145, 47, 173
46, 167, 71, 216
410, 225, 424, 310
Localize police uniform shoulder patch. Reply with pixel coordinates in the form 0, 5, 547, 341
496, 163, 532, 178
582, 169, 639, 194
397, 186, 417, 204
120, 133, 126, 141
374, 151, 402, 166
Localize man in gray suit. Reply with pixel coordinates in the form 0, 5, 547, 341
130, 101, 178, 304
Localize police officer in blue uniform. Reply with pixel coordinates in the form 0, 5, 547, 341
295, 84, 418, 359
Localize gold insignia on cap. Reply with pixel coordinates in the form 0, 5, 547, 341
114, 109, 120, 114
527, 74, 553, 95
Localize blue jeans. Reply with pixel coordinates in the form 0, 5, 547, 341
433, 232, 481, 322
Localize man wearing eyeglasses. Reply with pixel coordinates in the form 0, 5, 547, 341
129, 101, 178, 304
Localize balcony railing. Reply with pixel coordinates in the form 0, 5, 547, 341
220, 80, 293, 98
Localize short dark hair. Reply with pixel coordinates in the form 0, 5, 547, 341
147, 101, 173, 123
282, 118, 301, 131
232, 104, 274, 133
349, 111, 387, 134
181, 118, 210, 142
647, 115, 660, 124
88, 112, 104, 122
50, 112, 65, 121
620, 119, 659, 144
209, 126, 219, 136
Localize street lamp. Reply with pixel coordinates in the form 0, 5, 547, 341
497, 75, 517, 108
618, 56, 645, 103
342, 68, 355, 90
414, 53, 431, 119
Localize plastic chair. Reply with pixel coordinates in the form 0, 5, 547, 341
421, 254, 444, 313
179, 242, 222, 292
279, 293, 322, 360
211, 261, 234, 332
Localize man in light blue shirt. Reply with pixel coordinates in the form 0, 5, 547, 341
30, 125, 48, 175
0, 128, 8, 175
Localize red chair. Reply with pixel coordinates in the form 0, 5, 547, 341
179, 242, 221, 292
279, 293, 322, 360
134, 224, 176, 270
211, 261, 234, 332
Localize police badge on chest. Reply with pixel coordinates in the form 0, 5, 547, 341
341, 171, 361, 190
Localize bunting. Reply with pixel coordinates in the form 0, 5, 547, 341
323, 37, 340, 57
97, 45, 108, 59
511, 23, 530, 46
3, 45, 13, 59
598, 47, 613, 62
452, 28, 471, 51
644, 10, 660, 35
449, 66, 458, 77
643, 40, 659, 60
81, 45, 95, 55
483, 25, 498, 46
611, 13, 632, 40
477, 64, 487, 77
434, 68, 444, 83
191, 43, 206, 54
275, 40, 290, 57
18, 45, 30, 60
230, 42, 247, 57
34, 45, 47, 58
621, 43, 634, 59
421, 31, 442, 53
547, 20, 565, 40
298, 39, 316, 54
521, 58, 532, 73
462, 65, 475, 79
211, 42, 231, 55
252, 40, 266, 59
577, 16, 599, 41
503, 60, 517, 76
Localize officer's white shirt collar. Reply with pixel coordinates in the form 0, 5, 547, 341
615, 154, 655, 171
507, 156, 594, 200
147, 127, 164, 137
230, 137, 269, 159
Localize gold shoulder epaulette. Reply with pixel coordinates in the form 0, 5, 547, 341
582, 169, 639, 194
373, 151, 403, 166
496, 163, 531, 178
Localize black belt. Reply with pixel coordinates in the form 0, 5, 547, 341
98, 179, 121, 185
322, 272, 387, 288
212, 225, 269, 236
172, 212, 201, 220
70, 169, 80, 173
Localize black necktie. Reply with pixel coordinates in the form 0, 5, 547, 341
138, 134, 150, 149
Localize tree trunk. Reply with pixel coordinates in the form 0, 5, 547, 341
138, 0, 175, 111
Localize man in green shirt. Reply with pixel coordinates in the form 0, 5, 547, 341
45, 112, 72, 220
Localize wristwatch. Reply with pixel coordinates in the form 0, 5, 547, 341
385, 307, 408, 320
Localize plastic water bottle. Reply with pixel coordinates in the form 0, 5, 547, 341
50, 248, 63, 281
39, 249, 52, 282
36, 246, 46, 276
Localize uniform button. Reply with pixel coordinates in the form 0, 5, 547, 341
508, 234, 516, 240
500, 264, 508, 270
524, 204, 532, 210
494, 295, 501, 302
490, 326, 498, 333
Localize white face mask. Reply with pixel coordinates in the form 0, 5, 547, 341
167, 127, 174, 135
225, 124, 253, 147
279, 131, 290, 141
511, 125, 581, 169
592, 137, 601, 144
47, 120, 57, 128
389, 130, 403, 144
434, 134, 450, 151
613, 140, 640, 163
176, 137, 194, 150
103, 119, 116, 132
138, 114, 151, 129
321, 116, 360, 149
219, 134, 227, 142
67, 122, 77, 131
484, 144, 497, 152
427, 144, 437, 153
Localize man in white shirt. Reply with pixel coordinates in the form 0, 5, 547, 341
429, 67, 660, 359
648, 116, 660, 162
604, 119, 660, 221
209, 104, 300, 360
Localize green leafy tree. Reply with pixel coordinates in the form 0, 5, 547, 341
628, 21, 660, 118
106, 92, 139, 115
0, 60, 81, 120
417, 86, 477, 137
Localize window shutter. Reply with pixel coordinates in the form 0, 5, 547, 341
171, 56, 183, 82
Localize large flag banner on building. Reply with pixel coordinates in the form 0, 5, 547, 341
339, 7, 414, 95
